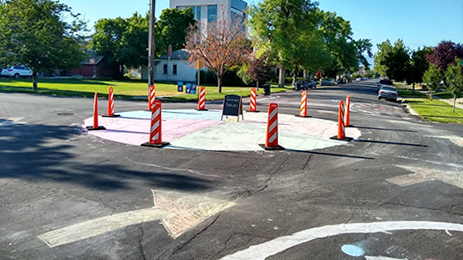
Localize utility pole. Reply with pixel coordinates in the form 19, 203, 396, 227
148, 0, 156, 88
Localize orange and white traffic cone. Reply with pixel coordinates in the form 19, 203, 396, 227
87, 92, 105, 131
297, 91, 310, 117
345, 95, 351, 127
141, 100, 170, 148
248, 88, 258, 112
260, 103, 284, 150
197, 86, 208, 111
148, 85, 155, 111
102, 86, 120, 117
330, 100, 352, 141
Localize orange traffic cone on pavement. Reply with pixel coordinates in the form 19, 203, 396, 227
296, 91, 310, 117
330, 101, 352, 141
87, 92, 106, 131
148, 85, 155, 111
345, 95, 352, 127
141, 100, 170, 148
259, 103, 284, 150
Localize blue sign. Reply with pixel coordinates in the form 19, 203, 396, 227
177, 82, 184, 92
191, 84, 197, 94
185, 83, 192, 94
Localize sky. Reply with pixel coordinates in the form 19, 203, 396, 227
63, 0, 463, 54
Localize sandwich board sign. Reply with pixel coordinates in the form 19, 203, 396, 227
221, 95, 244, 121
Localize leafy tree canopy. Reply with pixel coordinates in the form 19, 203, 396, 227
427, 41, 463, 74
0, 0, 87, 90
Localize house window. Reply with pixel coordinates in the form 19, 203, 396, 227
163, 64, 168, 74
207, 5, 217, 23
173, 64, 177, 75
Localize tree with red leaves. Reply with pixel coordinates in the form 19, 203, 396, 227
426, 41, 463, 74
185, 19, 250, 93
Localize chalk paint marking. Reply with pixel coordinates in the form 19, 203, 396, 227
38, 191, 235, 247
220, 221, 463, 260
388, 165, 463, 190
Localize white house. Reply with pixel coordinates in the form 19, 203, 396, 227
142, 49, 197, 83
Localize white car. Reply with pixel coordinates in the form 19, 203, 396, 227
378, 86, 398, 101
2, 66, 33, 78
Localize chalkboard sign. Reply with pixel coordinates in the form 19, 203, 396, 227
221, 95, 244, 121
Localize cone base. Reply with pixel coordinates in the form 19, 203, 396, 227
141, 142, 170, 148
329, 136, 353, 141
86, 126, 106, 131
295, 115, 312, 118
102, 114, 120, 118
259, 144, 285, 151
196, 109, 209, 111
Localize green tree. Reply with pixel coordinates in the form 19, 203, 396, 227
247, 0, 330, 87
445, 60, 463, 113
0, 0, 87, 90
156, 8, 196, 56
382, 39, 410, 82
90, 9, 195, 78
422, 64, 441, 101
374, 40, 393, 76
407, 47, 432, 91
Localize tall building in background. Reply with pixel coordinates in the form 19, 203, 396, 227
169, 0, 247, 33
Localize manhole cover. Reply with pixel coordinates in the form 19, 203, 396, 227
57, 112, 74, 116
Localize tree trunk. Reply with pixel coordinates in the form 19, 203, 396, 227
278, 64, 285, 88
429, 90, 433, 101
412, 82, 415, 93
32, 72, 38, 91
256, 80, 260, 91
218, 76, 222, 94
303, 69, 307, 80
292, 65, 299, 86
453, 96, 457, 113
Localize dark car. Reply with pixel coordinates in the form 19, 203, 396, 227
376, 78, 394, 92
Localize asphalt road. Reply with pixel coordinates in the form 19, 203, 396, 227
1, 80, 463, 260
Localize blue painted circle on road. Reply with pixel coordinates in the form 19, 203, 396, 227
341, 244, 365, 257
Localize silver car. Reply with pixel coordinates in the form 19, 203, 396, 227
378, 86, 398, 101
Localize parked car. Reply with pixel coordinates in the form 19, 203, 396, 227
378, 85, 398, 101
376, 78, 394, 92
293, 80, 316, 91
321, 79, 335, 86
2, 66, 33, 78
337, 78, 347, 84
0, 68, 9, 77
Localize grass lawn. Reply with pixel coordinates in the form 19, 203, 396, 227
0, 78, 289, 101
434, 92, 454, 99
406, 99, 463, 124
397, 88, 427, 98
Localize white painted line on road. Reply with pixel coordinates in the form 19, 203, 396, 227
388, 165, 463, 189
38, 208, 169, 248
365, 256, 407, 260
220, 221, 463, 260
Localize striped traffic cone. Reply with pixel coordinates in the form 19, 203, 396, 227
330, 100, 352, 141
142, 100, 170, 148
259, 103, 284, 150
197, 86, 208, 111
147, 85, 155, 111
296, 91, 310, 117
86, 93, 106, 131
247, 88, 259, 112
345, 95, 352, 127
102, 86, 120, 117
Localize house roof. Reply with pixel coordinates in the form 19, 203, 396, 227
82, 52, 104, 65
158, 49, 191, 60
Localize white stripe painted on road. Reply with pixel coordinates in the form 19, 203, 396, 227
365, 256, 407, 260
220, 221, 463, 260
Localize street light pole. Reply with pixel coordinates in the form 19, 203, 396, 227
148, 0, 156, 88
